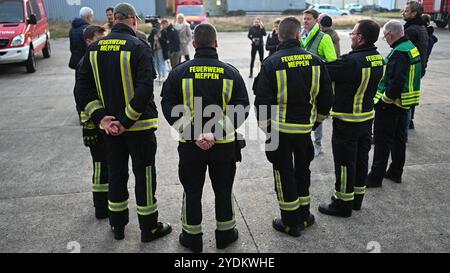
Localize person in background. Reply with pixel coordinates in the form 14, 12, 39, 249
421, 14, 438, 59
265, 18, 281, 56
103, 7, 114, 34
319, 15, 341, 58
175, 13, 193, 61
248, 17, 266, 78
161, 19, 181, 69
69, 6, 93, 70
148, 20, 168, 81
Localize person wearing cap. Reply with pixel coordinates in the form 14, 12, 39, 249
319, 15, 340, 58
77, 2, 172, 242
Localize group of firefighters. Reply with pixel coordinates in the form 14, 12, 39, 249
73, 2, 426, 253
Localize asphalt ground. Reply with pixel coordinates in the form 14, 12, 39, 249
0, 29, 449, 253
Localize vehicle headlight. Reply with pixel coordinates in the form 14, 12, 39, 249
11, 34, 25, 47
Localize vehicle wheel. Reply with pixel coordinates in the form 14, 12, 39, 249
436, 20, 447, 28
43, 39, 51, 58
26, 47, 36, 73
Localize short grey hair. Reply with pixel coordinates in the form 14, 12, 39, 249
406, 1, 424, 16
79, 7, 94, 19
383, 20, 404, 37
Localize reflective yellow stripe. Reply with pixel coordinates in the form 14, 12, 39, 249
275, 170, 284, 202
172, 111, 193, 133
401, 91, 421, 98
279, 198, 300, 211
80, 111, 89, 123
222, 79, 234, 110
309, 65, 320, 124
272, 120, 313, 134
340, 166, 347, 194
181, 192, 202, 235
299, 195, 311, 206
108, 200, 128, 212
89, 51, 104, 104
137, 203, 158, 216
94, 162, 100, 185
330, 110, 375, 122
146, 166, 153, 207
334, 191, 354, 201
354, 67, 371, 113
276, 70, 288, 123
409, 64, 415, 93
128, 118, 158, 131
92, 183, 109, 193
217, 218, 236, 231
354, 186, 366, 195
182, 78, 194, 117
85, 100, 104, 118
120, 51, 134, 104
125, 104, 141, 121
218, 115, 235, 141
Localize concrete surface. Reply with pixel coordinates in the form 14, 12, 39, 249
0, 29, 449, 253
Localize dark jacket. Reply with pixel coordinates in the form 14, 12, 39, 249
254, 39, 333, 133
265, 30, 279, 56
248, 25, 266, 48
77, 23, 158, 131
404, 16, 429, 73
382, 36, 411, 107
161, 47, 249, 142
161, 24, 180, 53
426, 25, 438, 58
326, 44, 385, 122
69, 17, 90, 69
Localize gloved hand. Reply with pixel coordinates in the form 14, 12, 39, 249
83, 123, 99, 147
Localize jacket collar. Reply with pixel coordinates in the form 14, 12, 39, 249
404, 16, 424, 29
111, 23, 136, 37
194, 47, 219, 59
277, 39, 302, 51
391, 36, 409, 48
350, 43, 377, 54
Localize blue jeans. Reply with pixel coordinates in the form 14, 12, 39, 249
153, 49, 167, 78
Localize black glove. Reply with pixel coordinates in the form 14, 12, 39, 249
312, 122, 321, 131
82, 122, 99, 147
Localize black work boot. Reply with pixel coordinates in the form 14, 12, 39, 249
366, 173, 382, 188
384, 171, 402, 184
179, 231, 203, 253
353, 195, 364, 211
319, 198, 352, 218
111, 226, 125, 240
95, 207, 108, 220
216, 228, 239, 249
300, 214, 315, 230
141, 222, 172, 243
272, 218, 301, 237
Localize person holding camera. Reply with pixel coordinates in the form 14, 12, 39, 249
248, 17, 266, 78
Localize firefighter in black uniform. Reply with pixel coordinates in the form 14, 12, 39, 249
74, 25, 109, 220
77, 3, 171, 242
161, 23, 249, 252
254, 17, 333, 237
318, 20, 385, 217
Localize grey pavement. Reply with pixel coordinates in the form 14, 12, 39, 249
0, 29, 449, 253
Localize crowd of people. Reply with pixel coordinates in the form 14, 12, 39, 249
68, 1, 437, 253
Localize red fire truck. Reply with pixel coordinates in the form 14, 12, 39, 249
423, 0, 450, 28
174, 0, 206, 29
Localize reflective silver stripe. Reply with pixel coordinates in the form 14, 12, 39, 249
340, 166, 347, 195
89, 51, 104, 104
93, 162, 101, 185
309, 65, 320, 124
181, 192, 202, 234
182, 78, 194, 116
331, 110, 375, 122
275, 170, 284, 202
299, 195, 311, 206
334, 191, 354, 201
146, 166, 153, 207
120, 51, 134, 104
222, 79, 234, 110
354, 186, 366, 195
128, 118, 158, 131
354, 67, 371, 113
276, 70, 287, 123
85, 100, 104, 118
108, 200, 128, 212
137, 203, 158, 216
217, 219, 236, 231
125, 104, 141, 121
272, 120, 313, 134
279, 198, 300, 211
92, 183, 109, 193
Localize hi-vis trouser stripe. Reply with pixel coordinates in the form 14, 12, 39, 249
182, 192, 202, 235
217, 79, 235, 144
276, 70, 288, 123
354, 186, 366, 195
92, 162, 108, 193
334, 166, 354, 201
309, 65, 321, 124
109, 200, 128, 212
137, 166, 158, 216
89, 51, 105, 104
274, 170, 284, 202
354, 67, 371, 113
299, 195, 311, 206
279, 198, 300, 211
85, 100, 104, 119
217, 193, 236, 231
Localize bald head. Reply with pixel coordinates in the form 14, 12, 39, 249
383, 20, 404, 45
193, 23, 218, 48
